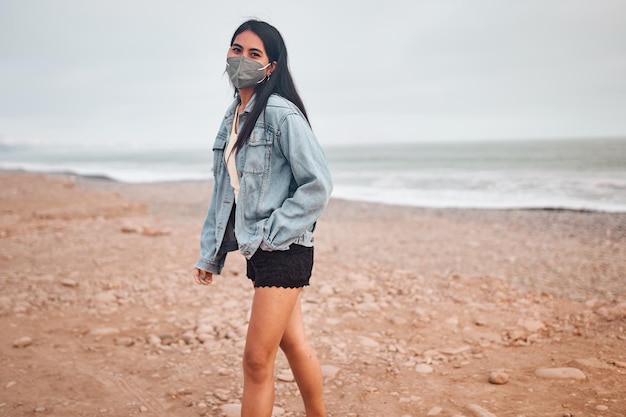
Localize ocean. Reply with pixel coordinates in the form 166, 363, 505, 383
1, 138, 625, 212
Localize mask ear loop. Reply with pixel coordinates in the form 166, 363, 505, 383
256, 62, 272, 84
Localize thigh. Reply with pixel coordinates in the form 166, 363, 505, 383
246, 286, 303, 356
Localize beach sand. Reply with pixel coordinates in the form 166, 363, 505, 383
1, 171, 625, 416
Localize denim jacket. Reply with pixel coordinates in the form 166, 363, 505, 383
195, 94, 333, 274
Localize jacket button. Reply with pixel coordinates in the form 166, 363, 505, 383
238, 172, 243, 177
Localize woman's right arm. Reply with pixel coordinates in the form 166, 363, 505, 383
194, 184, 227, 274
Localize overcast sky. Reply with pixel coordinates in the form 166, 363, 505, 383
1, 0, 625, 149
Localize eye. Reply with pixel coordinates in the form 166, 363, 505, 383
231, 46, 242, 54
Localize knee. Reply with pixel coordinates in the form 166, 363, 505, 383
242, 347, 273, 380
280, 336, 308, 358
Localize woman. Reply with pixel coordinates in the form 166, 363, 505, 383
193, 20, 332, 417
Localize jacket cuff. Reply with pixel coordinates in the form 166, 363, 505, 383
194, 257, 224, 275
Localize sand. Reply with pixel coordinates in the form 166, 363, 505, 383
1, 171, 625, 416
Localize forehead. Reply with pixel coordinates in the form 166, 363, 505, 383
232, 30, 266, 52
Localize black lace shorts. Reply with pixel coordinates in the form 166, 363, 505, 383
246, 244, 314, 288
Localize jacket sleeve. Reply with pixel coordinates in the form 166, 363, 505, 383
260, 112, 333, 250
195, 183, 227, 274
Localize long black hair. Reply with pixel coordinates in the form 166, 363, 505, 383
230, 20, 309, 151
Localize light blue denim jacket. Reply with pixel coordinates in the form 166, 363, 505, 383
195, 94, 333, 274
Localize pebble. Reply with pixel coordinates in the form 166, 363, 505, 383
5, 381, 16, 388
440, 345, 471, 355
13, 336, 33, 348
595, 405, 609, 411
466, 403, 497, 417
321, 364, 341, 378
212, 389, 230, 402
277, 369, 294, 382
488, 370, 510, 385
427, 406, 443, 415
613, 360, 626, 368
359, 336, 380, 348
34, 406, 46, 413
60, 279, 79, 288
517, 318, 545, 332
114, 337, 134, 347
89, 327, 120, 337
573, 357, 612, 369
596, 301, 626, 320
147, 334, 161, 346
535, 367, 586, 380
92, 291, 117, 304
415, 364, 434, 374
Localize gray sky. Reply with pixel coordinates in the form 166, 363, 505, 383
1, 0, 625, 149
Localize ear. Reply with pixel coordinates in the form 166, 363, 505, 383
268, 61, 277, 75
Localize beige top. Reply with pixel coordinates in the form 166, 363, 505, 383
225, 109, 240, 202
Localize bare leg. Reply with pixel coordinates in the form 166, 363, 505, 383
241, 287, 302, 417
280, 294, 326, 417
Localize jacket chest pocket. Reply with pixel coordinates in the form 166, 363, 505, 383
212, 134, 228, 176
243, 127, 273, 174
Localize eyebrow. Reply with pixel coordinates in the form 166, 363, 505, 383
232, 42, 264, 55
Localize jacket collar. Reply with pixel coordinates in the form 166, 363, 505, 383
226, 93, 257, 119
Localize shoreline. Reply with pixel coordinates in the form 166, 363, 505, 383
4, 167, 625, 215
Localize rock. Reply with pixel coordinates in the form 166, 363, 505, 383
6, 381, 16, 388
221, 403, 241, 417
321, 364, 341, 378
34, 406, 47, 413
89, 327, 120, 337
196, 332, 213, 343
60, 279, 79, 288
488, 370, 509, 385
141, 227, 171, 237
114, 337, 134, 347
92, 291, 117, 305
213, 389, 231, 401
318, 284, 334, 295
440, 345, 471, 355
517, 318, 545, 332
573, 357, 612, 369
359, 336, 380, 348
535, 367, 586, 380
121, 225, 141, 233
466, 403, 497, 417
180, 331, 196, 345
613, 360, 626, 368
596, 302, 626, 320
415, 364, 434, 374
13, 336, 33, 348
277, 369, 294, 382
147, 334, 161, 346
595, 405, 609, 411
427, 406, 443, 415
160, 334, 174, 345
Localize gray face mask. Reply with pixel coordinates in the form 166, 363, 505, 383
226, 56, 271, 89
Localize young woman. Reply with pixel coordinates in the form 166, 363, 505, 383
193, 20, 332, 417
